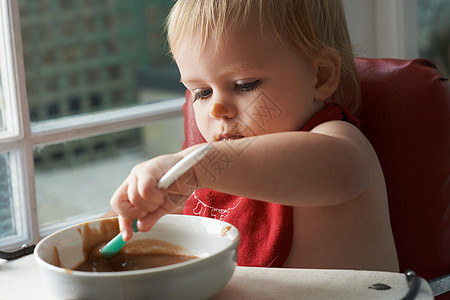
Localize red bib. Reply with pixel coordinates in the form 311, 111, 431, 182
183, 104, 359, 267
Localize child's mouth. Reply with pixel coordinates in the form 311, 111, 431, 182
216, 133, 245, 142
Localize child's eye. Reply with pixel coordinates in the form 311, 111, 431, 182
236, 80, 262, 92
192, 89, 212, 102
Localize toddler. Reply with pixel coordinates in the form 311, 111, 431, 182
111, 0, 399, 272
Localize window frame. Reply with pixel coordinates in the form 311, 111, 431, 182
0, 0, 184, 250
0, 0, 36, 250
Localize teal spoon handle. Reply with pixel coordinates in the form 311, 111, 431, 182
100, 219, 138, 258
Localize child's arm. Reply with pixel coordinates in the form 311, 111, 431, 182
111, 120, 371, 237
193, 120, 371, 207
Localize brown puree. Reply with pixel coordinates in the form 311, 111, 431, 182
51, 218, 197, 272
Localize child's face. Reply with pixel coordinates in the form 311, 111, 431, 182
174, 25, 325, 143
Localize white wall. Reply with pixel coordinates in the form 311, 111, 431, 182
343, 0, 419, 59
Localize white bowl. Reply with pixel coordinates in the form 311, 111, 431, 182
34, 214, 240, 300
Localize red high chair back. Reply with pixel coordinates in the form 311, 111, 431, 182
181, 57, 450, 297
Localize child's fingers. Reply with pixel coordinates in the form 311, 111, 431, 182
118, 215, 134, 241
110, 180, 142, 220
137, 197, 180, 232
127, 173, 167, 212
136, 210, 166, 233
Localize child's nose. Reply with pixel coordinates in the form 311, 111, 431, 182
209, 102, 236, 120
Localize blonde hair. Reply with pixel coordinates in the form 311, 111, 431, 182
167, 0, 360, 113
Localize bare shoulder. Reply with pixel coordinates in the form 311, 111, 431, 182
311, 120, 370, 148
311, 120, 376, 167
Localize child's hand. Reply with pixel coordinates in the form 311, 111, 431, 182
110, 154, 186, 241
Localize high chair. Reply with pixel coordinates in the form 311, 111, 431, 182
181, 57, 450, 299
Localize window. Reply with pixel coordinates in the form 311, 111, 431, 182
0, 0, 185, 250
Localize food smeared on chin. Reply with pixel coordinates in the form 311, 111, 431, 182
51, 219, 197, 272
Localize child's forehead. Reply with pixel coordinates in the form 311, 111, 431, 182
172, 22, 277, 58
168, 2, 283, 56
179, 62, 262, 83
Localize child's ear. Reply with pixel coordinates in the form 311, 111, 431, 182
312, 49, 341, 102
